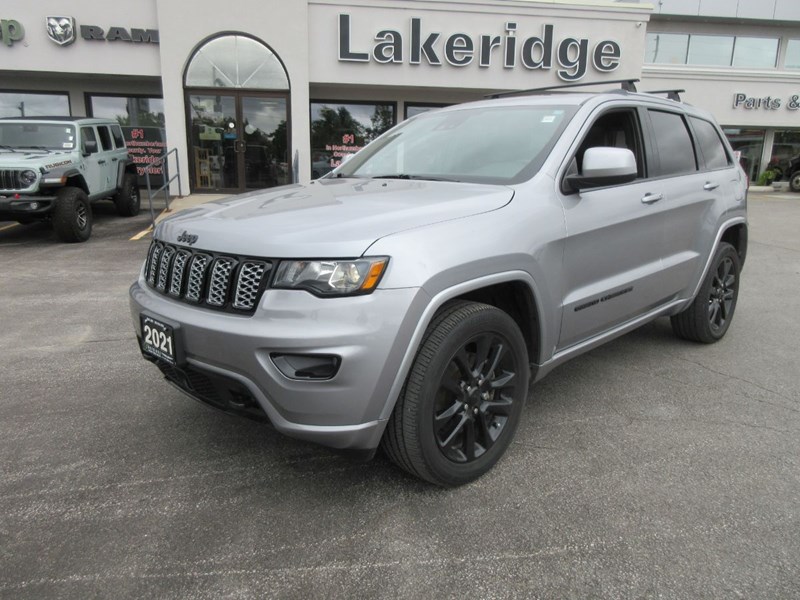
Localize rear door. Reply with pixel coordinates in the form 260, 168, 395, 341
643, 110, 731, 300
79, 126, 105, 195
557, 105, 671, 350
96, 124, 126, 193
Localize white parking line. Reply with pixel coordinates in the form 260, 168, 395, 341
129, 226, 153, 241
0, 223, 20, 232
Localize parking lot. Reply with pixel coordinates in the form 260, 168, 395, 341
1, 192, 798, 598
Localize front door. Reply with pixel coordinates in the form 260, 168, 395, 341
187, 92, 290, 193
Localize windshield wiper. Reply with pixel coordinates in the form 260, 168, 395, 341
372, 174, 459, 182
0, 145, 18, 153
19, 146, 52, 153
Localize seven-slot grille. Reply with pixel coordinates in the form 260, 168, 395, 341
0, 169, 28, 191
144, 240, 272, 314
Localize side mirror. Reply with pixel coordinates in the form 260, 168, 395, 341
83, 140, 98, 156
565, 147, 637, 192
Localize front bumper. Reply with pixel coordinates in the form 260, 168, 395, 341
130, 277, 428, 450
0, 193, 57, 219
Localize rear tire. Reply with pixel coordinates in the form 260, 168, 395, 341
52, 187, 92, 243
671, 242, 740, 343
114, 172, 140, 217
381, 301, 529, 486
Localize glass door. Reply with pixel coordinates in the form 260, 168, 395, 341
241, 95, 290, 190
187, 92, 290, 193
187, 94, 240, 191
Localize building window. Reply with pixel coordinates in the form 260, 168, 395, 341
0, 91, 70, 118
404, 103, 450, 120
310, 101, 396, 178
645, 33, 688, 65
769, 131, 800, 178
732, 37, 779, 68
687, 35, 734, 66
185, 35, 289, 90
88, 94, 167, 185
646, 33, 779, 69
723, 127, 765, 184
786, 40, 800, 69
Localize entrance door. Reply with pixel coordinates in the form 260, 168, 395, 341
187, 92, 290, 193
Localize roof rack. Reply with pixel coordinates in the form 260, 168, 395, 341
643, 89, 685, 102
485, 78, 639, 99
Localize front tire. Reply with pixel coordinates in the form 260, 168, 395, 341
671, 242, 741, 343
52, 187, 92, 243
114, 172, 140, 217
382, 301, 529, 486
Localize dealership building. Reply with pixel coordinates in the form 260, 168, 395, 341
2, 0, 799, 193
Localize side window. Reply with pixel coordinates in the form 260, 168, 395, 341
110, 125, 125, 148
690, 117, 731, 170
81, 127, 98, 154
97, 126, 113, 151
648, 110, 697, 176
573, 108, 645, 177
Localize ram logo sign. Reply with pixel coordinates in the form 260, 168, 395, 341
46, 16, 76, 46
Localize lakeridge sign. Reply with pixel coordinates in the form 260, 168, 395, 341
337, 14, 622, 81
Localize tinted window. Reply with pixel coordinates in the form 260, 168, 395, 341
97, 125, 113, 151
648, 111, 697, 176
691, 118, 730, 170
81, 127, 98, 154
110, 124, 125, 148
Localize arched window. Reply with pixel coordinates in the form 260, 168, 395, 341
184, 35, 289, 90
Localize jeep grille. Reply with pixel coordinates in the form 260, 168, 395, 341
0, 169, 29, 191
143, 240, 272, 314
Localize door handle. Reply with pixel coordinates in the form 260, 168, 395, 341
641, 193, 663, 204
703, 182, 720, 191
111, 157, 119, 162
97, 159, 106, 164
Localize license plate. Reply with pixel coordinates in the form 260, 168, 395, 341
141, 315, 177, 365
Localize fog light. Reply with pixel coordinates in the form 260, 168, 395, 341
271, 353, 341, 380
29, 202, 39, 210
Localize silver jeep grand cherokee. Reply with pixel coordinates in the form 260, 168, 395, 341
130, 82, 747, 486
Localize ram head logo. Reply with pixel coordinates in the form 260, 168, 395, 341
46, 17, 76, 46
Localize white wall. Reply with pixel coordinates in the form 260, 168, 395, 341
0, 0, 160, 76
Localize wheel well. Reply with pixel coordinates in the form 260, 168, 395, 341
450, 281, 540, 364
721, 224, 748, 269
65, 175, 89, 194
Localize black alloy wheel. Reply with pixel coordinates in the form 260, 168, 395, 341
707, 255, 736, 335
381, 301, 529, 486
671, 242, 741, 343
434, 334, 517, 463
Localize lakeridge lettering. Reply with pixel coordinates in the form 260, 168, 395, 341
337, 14, 621, 81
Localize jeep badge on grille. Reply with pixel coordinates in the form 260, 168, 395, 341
177, 231, 198, 245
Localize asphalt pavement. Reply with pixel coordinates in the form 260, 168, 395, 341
0, 193, 798, 598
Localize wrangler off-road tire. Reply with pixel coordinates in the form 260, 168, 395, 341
381, 301, 529, 486
114, 172, 140, 217
52, 187, 92, 243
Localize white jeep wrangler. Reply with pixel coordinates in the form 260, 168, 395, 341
0, 117, 140, 242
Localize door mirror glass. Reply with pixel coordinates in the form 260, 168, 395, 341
566, 147, 637, 192
82, 139, 98, 156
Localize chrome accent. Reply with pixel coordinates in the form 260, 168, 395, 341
168, 250, 191, 297
146, 243, 163, 287
233, 262, 267, 310
0, 169, 26, 191
207, 258, 236, 306
185, 254, 210, 303
156, 245, 176, 292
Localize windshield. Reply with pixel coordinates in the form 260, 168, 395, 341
333, 104, 576, 185
0, 123, 77, 151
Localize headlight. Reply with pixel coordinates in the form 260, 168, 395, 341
20, 170, 38, 187
273, 257, 389, 296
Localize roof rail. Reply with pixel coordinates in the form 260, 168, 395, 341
485, 79, 639, 99
643, 89, 685, 102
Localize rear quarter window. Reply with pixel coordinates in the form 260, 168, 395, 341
690, 117, 731, 170
648, 110, 697, 177
110, 125, 125, 149
97, 126, 113, 151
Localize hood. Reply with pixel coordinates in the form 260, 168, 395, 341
156, 178, 514, 257
0, 149, 77, 169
